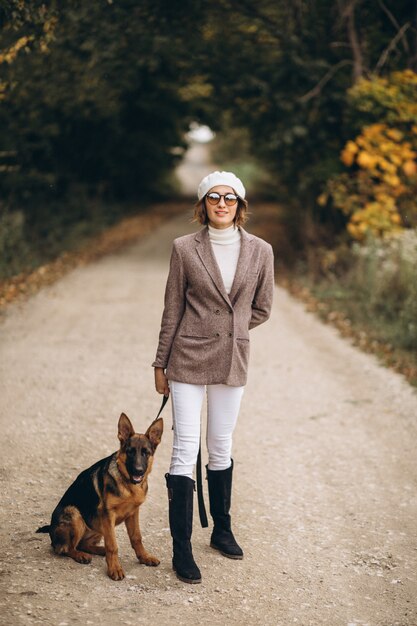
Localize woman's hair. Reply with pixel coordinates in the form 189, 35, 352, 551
193, 195, 249, 226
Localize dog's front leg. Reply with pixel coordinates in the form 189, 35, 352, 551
125, 510, 160, 566
101, 515, 124, 580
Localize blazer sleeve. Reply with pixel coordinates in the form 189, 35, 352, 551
249, 243, 274, 330
152, 242, 186, 369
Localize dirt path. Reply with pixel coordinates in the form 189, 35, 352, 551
1, 210, 417, 626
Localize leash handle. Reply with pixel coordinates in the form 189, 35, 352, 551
155, 394, 169, 420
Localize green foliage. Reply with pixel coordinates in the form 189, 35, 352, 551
2, 0, 416, 214
199, 1, 345, 199
0, 0, 207, 273
302, 230, 417, 358
0, 1, 197, 210
0, 210, 33, 277
347, 70, 417, 129
1, 0, 417, 276
197, 0, 417, 209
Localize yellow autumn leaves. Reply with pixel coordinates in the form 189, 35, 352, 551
320, 71, 417, 241
341, 123, 416, 239
340, 124, 416, 179
0, 36, 34, 101
0, 18, 57, 101
0, 36, 34, 65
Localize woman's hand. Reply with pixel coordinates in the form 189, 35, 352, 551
154, 367, 170, 396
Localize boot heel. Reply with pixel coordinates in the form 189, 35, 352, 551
173, 562, 202, 584
210, 539, 244, 559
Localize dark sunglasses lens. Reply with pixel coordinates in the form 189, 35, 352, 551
225, 194, 238, 205
206, 193, 238, 206
207, 193, 220, 205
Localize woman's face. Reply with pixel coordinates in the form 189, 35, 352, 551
205, 185, 238, 229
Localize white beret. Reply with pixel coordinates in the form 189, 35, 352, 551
197, 171, 246, 200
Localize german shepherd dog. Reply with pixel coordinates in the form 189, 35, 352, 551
36, 413, 163, 580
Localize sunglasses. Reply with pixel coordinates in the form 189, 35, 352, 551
206, 192, 239, 206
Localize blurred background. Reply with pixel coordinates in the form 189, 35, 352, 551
0, 0, 416, 375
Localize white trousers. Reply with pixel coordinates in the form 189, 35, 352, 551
169, 380, 245, 479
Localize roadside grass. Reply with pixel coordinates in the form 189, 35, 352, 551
277, 236, 417, 388
0, 169, 182, 282
293, 277, 416, 384
251, 205, 417, 388
0, 202, 129, 281
0, 202, 186, 311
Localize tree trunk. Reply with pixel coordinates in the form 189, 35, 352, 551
412, 0, 417, 71
344, 0, 364, 82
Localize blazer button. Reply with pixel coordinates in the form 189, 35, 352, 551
215, 332, 220, 337
228, 332, 232, 337
215, 309, 220, 315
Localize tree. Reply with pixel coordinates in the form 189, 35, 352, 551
0, 0, 201, 221
1, 0, 416, 246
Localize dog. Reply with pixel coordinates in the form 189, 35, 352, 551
36, 412, 163, 580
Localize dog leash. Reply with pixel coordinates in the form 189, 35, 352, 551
155, 393, 169, 420
196, 443, 208, 528
163, 392, 208, 528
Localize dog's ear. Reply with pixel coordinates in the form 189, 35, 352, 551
118, 413, 135, 444
146, 417, 163, 450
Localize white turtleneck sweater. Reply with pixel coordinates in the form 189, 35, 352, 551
208, 224, 241, 294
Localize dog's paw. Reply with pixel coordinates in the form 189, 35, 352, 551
138, 553, 160, 567
107, 565, 125, 581
71, 550, 92, 564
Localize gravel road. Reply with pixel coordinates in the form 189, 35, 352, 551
1, 209, 417, 626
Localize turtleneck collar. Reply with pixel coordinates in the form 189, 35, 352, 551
208, 224, 241, 245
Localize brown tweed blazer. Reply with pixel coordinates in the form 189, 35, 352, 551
152, 226, 274, 386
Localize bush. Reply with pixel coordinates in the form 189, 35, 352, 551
348, 230, 417, 349
0, 193, 137, 280
319, 70, 417, 241
0, 209, 34, 277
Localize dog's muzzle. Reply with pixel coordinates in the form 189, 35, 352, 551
130, 471, 145, 485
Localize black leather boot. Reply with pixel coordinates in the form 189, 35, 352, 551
206, 460, 243, 559
165, 473, 202, 583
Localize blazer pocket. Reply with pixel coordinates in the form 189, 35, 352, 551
179, 334, 210, 340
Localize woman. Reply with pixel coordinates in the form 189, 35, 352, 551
153, 171, 274, 584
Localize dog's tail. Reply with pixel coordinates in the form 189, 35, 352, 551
36, 525, 51, 534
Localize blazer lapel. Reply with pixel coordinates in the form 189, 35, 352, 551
195, 227, 232, 307
229, 228, 255, 304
